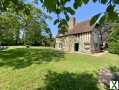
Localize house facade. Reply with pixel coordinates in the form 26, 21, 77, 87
55, 18, 104, 53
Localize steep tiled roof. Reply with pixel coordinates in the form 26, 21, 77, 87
66, 20, 92, 35
56, 20, 92, 38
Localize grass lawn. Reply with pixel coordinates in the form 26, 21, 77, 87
0, 47, 119, 90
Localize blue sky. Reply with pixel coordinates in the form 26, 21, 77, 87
27, 0, 119, 37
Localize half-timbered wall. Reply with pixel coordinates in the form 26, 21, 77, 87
56, 31, 91, 53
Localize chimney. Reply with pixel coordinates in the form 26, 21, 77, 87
68, 17, 76, 30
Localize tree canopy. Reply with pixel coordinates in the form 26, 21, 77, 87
1, 0, 119, 32
0, 13, 20, 45
0, 0, 119, 47
108, 19, 119, 54
38, 0, 119, 33
0, 0, 54, 46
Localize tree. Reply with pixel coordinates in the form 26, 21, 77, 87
0, 2, 53, 46
0, 0, 33, 45
17, 4, 52, 46
1, 0, 119, 32
37, 0, 119, 33
0, 14, 20, 45
0, 0, 27, 14
0, 0, 54, 46
107, 20, 119, 54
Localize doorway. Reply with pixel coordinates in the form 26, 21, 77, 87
74, 43, 79, 51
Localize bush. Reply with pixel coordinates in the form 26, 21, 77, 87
108, 42, 119, 54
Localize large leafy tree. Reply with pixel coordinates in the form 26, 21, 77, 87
0, 0, 33, 45
17, 4, 52, 46
0, 14, 20, 45
0, 0, 32, 45
0, 1, 53, 46
0, 0, 27, 13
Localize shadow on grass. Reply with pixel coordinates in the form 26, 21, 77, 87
0, 48, 64, 69
109, 66, 119, 73
38, 71, 99, 90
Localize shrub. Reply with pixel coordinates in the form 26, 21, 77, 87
107, 25, 119, 54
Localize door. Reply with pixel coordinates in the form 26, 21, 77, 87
74, 43, 79, 51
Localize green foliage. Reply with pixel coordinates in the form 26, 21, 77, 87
106, 5, 118, 21
0, 14, 20, 45
64, 7, 75, 15
90, 13, 101, 25
1, 0, 119, 31
0, 0, 25, 13
108, 22, 119, 54
91, 4, 118, 25
113, 0, 119, 4
39, 0, 119, 32
99, 0, 108, 4
74, 0, 89, 9
39, 0, 75, 33
43, 71, 98, 90
21, 5, 53, 46
0, 2, 53, 46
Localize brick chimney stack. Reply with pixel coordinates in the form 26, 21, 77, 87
68, 17, 76, 30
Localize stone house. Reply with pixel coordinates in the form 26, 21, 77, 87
55, 18, 105, 53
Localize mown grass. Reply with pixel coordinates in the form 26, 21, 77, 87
0, 47, 119, 90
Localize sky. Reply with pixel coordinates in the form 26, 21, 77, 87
27, 0, 119, 37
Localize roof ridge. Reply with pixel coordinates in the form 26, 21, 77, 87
76, 19, 90, 25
